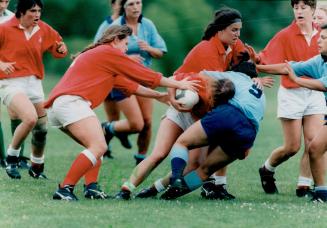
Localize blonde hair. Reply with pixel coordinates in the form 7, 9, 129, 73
71, 25, 132, 59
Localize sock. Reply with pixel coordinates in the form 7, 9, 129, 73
122, 181, 136, 192
184, 171, 203, 191
315, 186, 327, 191
154, 178, 166, 192
137, 151, 147, 156
84, 158, 102, 185
170, 145, 188, 182
264, 159, 276, 172
62, 150, 97, 187
30, 154, 44, 164
30, 154, 44, 171
297, 176, 312, 187
212, 175, 227, 185
108, 121, 116, 135
10, 119, 25, 157
7, 145, 20, 157
134, 153, 146, 159
0, 122, 6, 160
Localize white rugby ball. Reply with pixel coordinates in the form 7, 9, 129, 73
175, 89, 199, 110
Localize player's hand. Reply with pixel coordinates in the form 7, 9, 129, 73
260, 76, 274, 88
155, 92, 170, 105
284, 61, 297, 82
0, 61, 16, 75
179, 76, 203, 92
245, 43, 260, 63
170, 98, 192, 112
56, 41, 67, 54
137, 40, 151, 52
252, 77, 264, 90
128, 54, 144, 64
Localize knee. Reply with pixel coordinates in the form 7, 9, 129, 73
23, 115, 38, 129
284, 143, 301, 157
129, 120, 144, 132
93, 142, 108, 158
308, 142, 322, 160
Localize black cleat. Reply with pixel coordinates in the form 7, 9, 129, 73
103, 144, 114, 159
28, 164, 48, 179
311, 190, 327, 203
259, 166, 278, 194
53, 184, 78, 201
5, 156, 21, 179
201, 180, 235, 200
160, 178, 190, 200
0, 159, 7, 168
102, 122, 114, 145
116, 132, 132, 149
115, 189, 131, 200
84, 182, 108, 199
296, 186, 314, 198
18, 156, 31, 169
135, 186, 158, 198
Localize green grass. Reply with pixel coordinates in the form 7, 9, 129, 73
0, 76, 327, 228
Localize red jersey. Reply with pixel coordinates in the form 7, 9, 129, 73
0, 17, 67, 80
44, 45, 162, 109
259, 21, 320, 88
174, 34, 246, 74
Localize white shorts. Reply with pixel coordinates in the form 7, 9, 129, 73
0, 75, 44, 106
165, 106, 195, 131
277, 86, 327, 119
47, 95, 96, 128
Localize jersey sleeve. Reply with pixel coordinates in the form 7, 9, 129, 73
147, 20, 167, 53
289, 56, 320, 79
113, 74, 139, 96
43, 23, 67, 58
259, 32, 286, 64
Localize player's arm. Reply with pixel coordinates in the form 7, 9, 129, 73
285, 63, 327, 91
256, 63, 288, 75
134, 85, 169, 105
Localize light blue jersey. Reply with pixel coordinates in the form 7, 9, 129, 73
111, 16, 167, 67
289, 55, 327, 97
202, 70, 266, 131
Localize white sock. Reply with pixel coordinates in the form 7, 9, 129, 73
7, 145, 21, 157
212, 175, 227, 185
264, 159, 276, 172
154, 179, 166, 192
315, 186, 327, 191
30, 155, 44, 164
81, 149, 97, 166
297, 176, 312, 187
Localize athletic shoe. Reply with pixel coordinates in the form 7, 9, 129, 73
28, 164, 48, 179
5, 155, 21, 179
201, 180, 235, 200
160, 178, 190, 200
135, 186, 158, 198
101, 122, 114, 145
115, 189, 131, 200
296, 186, 314, 198
18, 156, 31, 169
134, 154, 145, 165
0, 159, 7, 168
103, 144, 114, 159
53, 184, 78, 201
259, 166, 278, 194
116, 132, 132, 149
84, 182, 108, 199
311, 190, 327, 203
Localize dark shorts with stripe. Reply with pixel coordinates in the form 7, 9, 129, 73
105, 89, 127, 102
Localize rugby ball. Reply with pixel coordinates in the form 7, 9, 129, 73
175, 89, 199, 110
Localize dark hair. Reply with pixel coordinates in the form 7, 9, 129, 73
291, 0, 316, 8
15, 0, 43, 18
231, 51, 258, 78
71, 25, 132, 59
321, 24, 327, 30
202, 7, 242, 41
212, 79, 235, 106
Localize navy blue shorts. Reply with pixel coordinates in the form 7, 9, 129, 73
105, 89, 127, 102
200, 104, 257, 160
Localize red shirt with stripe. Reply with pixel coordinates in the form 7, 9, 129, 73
259, 21, 320, 88
44, 45, 162, 109
0, 17, 67, 80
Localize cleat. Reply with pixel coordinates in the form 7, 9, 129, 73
0, 159, 7, 168
311, 190, 327, 203
18, 156, 31, 169
296, 186, 314, 198
53, 184, 78, 201
5, 163, 21, 179
160, 178, 190, 200
201, 179, 235, 200
103, 144, 114, 159
134, 154, 145, 166
84, 182, 108, 199
259, 166, 278, 194
101, 122, 114, 145
116, 132, 132, 149
135, 187, 158, 198
28, 164, 48, 179
115, 189, 131, 200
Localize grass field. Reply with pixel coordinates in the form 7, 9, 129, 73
0, 76, 326, 228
